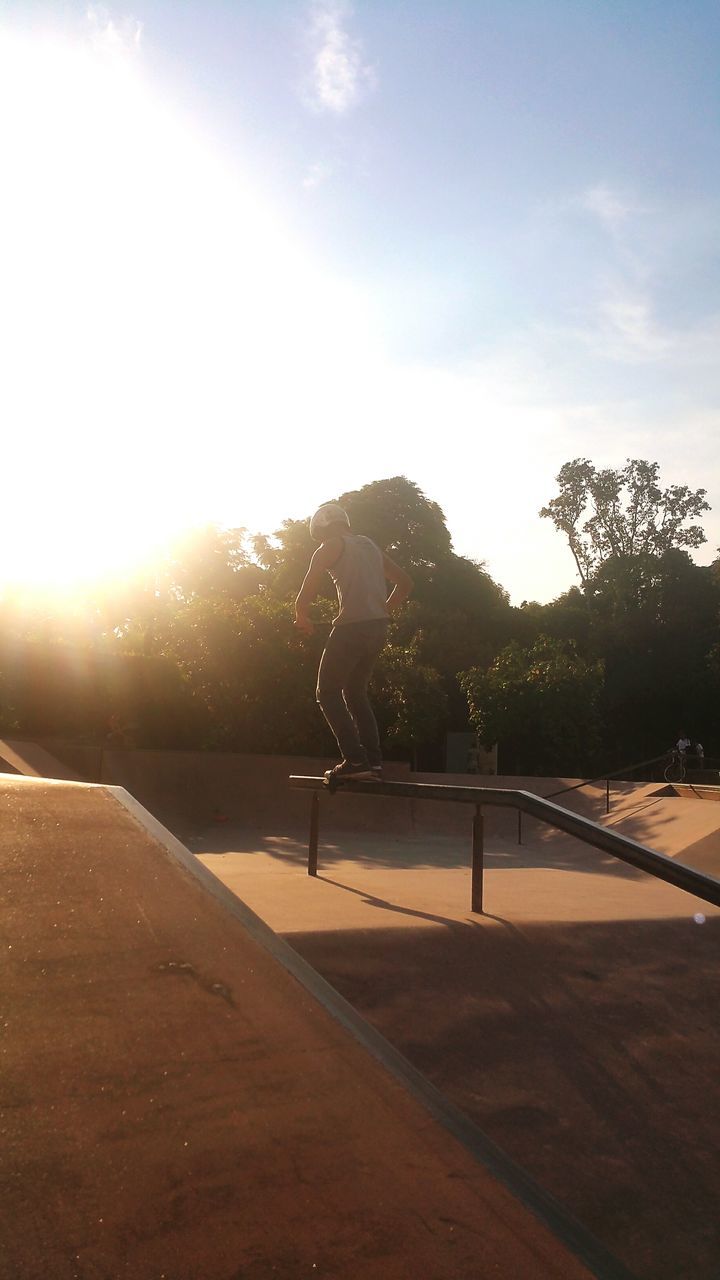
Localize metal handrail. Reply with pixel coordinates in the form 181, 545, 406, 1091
542, 753, 670, 805
516, 751, 704, 846
289, 775, 720, 915
543, 752, 719, 809
512, 747, 666, 844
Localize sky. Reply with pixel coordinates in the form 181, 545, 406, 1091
1, 1, 719, 602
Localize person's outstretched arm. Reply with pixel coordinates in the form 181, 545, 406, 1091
383, 553, 413, 614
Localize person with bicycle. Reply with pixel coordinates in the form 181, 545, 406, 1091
665, 734, 703, 782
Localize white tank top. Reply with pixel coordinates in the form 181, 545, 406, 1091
329, 535, 389, 625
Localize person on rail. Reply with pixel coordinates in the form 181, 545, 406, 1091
294, 503, 413, 784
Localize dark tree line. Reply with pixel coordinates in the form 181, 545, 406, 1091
0, 468, 717, 776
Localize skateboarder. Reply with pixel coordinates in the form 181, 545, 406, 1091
295, 503, 413, 784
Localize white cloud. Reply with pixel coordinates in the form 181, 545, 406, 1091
556, 283, 720, 369
540, 185, 720, 371
578, 183, 639, 231
87, 5, 142, 56
596, 290, 671, 359
306, 1, 373, 114
303, 160, 332, 189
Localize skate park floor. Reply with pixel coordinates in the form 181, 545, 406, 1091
4, 745, 720, 1279
3, 775, 608, 1280
192, 773, 720, 1280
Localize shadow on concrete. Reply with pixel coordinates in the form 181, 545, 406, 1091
45, 744, 715, 885
6, 778, 604, 1280
195, 823, 650, 882
316, 874, 479, 929
287, 913, 720, 1280
192, 775, 720, 885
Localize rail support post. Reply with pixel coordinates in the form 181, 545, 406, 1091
517, 809, 523, 845
471, 803, 484, 914
606, 778, 610, 814
308, 791, 320, 877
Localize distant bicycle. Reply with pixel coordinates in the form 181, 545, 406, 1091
664, 749, 687, 783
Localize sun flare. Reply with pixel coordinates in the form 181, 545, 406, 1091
0, 18, 377, 594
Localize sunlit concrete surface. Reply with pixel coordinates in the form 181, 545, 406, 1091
6, 748, 720, 1278
191, 762, 720, 1280
196, 775, 720, 932
2, 777, 597, 1280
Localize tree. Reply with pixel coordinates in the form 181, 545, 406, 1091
254, 476, 510, 741
254, 475, 457, 599
371, 641, 448, 766
153, 593, 326, 753
338, 476, 452, 569
540, 458, 710, 604
98, 525, 265, 659
593, 552, 720, 761
252, 519, 315, 598
515, 588, 592, 649
460, 636, 604, 775
160, 525, 263, 603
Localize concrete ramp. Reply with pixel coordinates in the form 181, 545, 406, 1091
0, 737, 82, 781
600, 793, 720, 878
2, 777, 604, 1280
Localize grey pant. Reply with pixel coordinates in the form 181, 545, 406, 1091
316, 620, 388, 766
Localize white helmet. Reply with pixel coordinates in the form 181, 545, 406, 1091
309, 503, 350, 540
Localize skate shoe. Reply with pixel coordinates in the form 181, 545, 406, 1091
324, 759, 375, 784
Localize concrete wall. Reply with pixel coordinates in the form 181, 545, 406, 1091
0, 739, 82, 781
34, 740, 627, 842
87, 747, 601, 842
96, 750, 417, 839
38, 741, 103, 781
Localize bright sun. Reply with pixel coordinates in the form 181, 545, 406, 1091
0, 17, 376, 593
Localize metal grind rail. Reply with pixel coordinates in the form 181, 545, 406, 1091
543, 752, 670, 810
289, 775, 720, 915
515, 752, 671, 846
517, 751, 720, 845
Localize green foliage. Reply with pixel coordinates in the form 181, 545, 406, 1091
153, 588, 450, 759
337, 476, 452, 569
594, 555, 720, 760
371, 642, 448, 756
154, 592, 328, 753
253, 520, 314, 598
253, 475, 458, 600
516, 588, 591, 648
460, 636, 604, 775
251, 478, 512, 756
162, 525, 261, 603
533, 460, 717, 763
0, 468, 716, 771
0, 638, 197, 745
